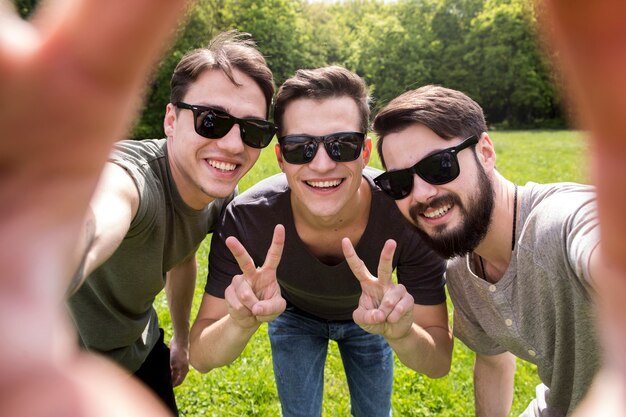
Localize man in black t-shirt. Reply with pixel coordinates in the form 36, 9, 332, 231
189, 66, 452, 417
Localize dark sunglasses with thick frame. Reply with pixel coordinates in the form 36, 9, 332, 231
175, 102, 277, 149
374, 135, 479, 200
278, 131, 366, 165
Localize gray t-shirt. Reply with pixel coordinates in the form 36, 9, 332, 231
447, 182, 601, 415
68, 139, 232, 371
206, 167, 447, 321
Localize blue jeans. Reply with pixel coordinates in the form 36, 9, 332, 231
268, 307, 393, 417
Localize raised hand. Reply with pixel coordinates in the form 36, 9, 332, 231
0, 1, 187, 416
342, 238, 415, 340
224, 224, 287, 329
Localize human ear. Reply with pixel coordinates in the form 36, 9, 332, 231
163, 103, 177, 138
274, 143, 285, 171
476, 133, 496, 170
362, 137, 373, 165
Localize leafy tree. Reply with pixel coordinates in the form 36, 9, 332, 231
218, 0, 317, 85
463, 0, 561, 127
300, 1, 353, 67
130, 0, 223, 139
126, 0, 565, 136
347, 0, 433, 110
428, 0, 484, 90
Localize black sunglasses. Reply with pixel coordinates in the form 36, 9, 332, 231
374, 135, 479, 200
278, 131, 366, 165
175, 102, 277, 149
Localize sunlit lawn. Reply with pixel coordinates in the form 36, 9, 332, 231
156, 129, 589, 416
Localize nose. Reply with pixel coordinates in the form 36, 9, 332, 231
307, 143, 336, 172
409, 173, 438, 202
215, 124, 246, 154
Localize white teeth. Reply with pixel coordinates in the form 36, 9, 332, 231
307, 179, 342, 188
423, 203, 452, 219
209, 160, 236, 171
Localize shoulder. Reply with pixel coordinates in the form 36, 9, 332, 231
212, 176, 287, 255
230, 173, 290, 209
519, 182, 600, 284
110, 138, 166, 164
219, 174, 291, 234
521, 182, 598, 235
362, 166, 384, 185
107, 139, 166, 184
523, 182, 596, 213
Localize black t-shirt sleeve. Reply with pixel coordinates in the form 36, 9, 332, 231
204, 204, 243, 298
396, 229, 447, 305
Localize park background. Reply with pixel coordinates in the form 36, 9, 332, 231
15, 0, 590, 415
17, 0, 571, 136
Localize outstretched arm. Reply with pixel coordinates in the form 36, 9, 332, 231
0, 1, 188, 416
68, 162, 139, 294
540, 2, 626, 415
342, 238, 453, 378
190, 225, 286, 373
1, 0, 187, 286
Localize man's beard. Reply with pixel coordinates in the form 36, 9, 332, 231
408, 165, 494, 259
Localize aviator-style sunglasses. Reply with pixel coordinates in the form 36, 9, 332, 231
278, 131, 366, 165
374, 135, 479, 200
175, 102, 277, 149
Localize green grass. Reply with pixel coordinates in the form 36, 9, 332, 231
156, 130, 589, 416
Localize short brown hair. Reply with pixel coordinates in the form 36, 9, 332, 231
373, 85, 487, 168
273, 66, 370, 136
170, 30, 275, 118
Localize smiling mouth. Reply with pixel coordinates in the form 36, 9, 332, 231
306, 179, 343, 189
208, 160, 237, 172
422, 203, 453, 219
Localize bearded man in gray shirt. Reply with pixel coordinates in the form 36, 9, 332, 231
372, 85, 601, 417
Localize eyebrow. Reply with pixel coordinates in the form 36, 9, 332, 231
420, 138, 467, 159
190, 103, 266, 120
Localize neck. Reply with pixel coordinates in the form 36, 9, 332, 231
292, 178, 371, 260
474, 180, 520, 282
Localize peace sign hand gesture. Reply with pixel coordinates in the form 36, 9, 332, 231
342, 238, 415, 341
224, 225, 286, 330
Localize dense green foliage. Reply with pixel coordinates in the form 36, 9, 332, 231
155, 130, 588, 416
143, 0, 563, 137
12, 0, 565, 133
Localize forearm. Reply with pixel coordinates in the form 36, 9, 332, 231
386, 323, 452, 378
474, 352, 516, 417
189, 224, 286, 372
166, 257, 197, 343
189, 315, 260, 373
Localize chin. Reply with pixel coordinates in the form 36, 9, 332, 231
197, 186, 232, 204
307, 203, 344, 218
